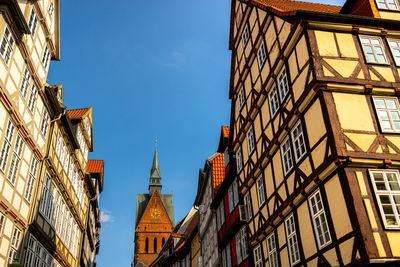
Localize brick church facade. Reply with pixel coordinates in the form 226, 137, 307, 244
133, 144, 175, 267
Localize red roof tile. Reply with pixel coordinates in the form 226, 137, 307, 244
210, 153, 225, 193
67, 108, 89, 119
87, 160, 104, 173
222, 126, 230, 139
252, 0, 341, 15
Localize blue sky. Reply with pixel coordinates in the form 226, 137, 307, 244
47, 0, 345, 266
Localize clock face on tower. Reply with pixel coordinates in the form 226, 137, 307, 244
150, 208, 161, 219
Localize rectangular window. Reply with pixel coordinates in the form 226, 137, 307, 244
20, 67, 31, 99
268, 85, 280, 117
8, 227, 21, 265
233, 179, 239, 207
376, 0, 399, 10
256, 177, 265, 206
40, 174, 55, 223
42, 45, 51, 69
257, 41, 267, 69
27, 83, 38, 113
244, 193, 252, 220
222, 244, 232, 267
236, 148, 243, 172
253, 245, 263, 267
246, 127, 255, 155
309, 190, 331, 248
40, 109, 50, 137
267, 233, 279, 267
8, 135, 24, 185
370, 170, 400, 228
242, 24, 250, 47
373, 97, 400, 132
0, 120, 15, 172
48, 2, 55, 18
277, 68, 289, 101
28, 8, 38, 37
281, 138, 293, 175
388, 39, 400, 66
360, 36, 388, 64
285, 214, 300, 266
238, 87, 245, 110
235, 227, 248, 264
0, 27, 14, 66
25, 157, 39, 202
0, 213, 4, 235
291, 123, 306, 162
228, 186, 234, 213
217, 201, 225, 229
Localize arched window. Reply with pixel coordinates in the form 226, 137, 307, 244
154, 237, 157, 253
145, 237, 149, 253
162, 237, 165, 246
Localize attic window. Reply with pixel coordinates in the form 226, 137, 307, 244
376, 0, 399, 10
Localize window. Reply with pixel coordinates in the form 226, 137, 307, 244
42, 45, 51, 69
27, 83, 38, 113
217, 201, 225, 229
277, 68, 289, 101
373, 97, 400, 132
285, 214, 300, 266
228, 179, 239, 213
388, 39, 400, 66
25, 235, 57, 267
376, 0, 399, 10
222, 244, 232, 267
40, 174, 55, 223
40, 109, 50, 137
253, 245, 263, 267
20, 67, 31, 99
256, 177, 265, 207
281, 138, 293, 175
370, 170, 400, 228
242, 24, 250, 47
8, 134, 24, 185
269, 85, 280, 117
24, 157, 38, 202
8, 227, 21, 264
28, 8, 38, 37
145, 238, 149, 253
267, 233, 279, 267
360, 36, 388, 64
309, 190, 331, 248
238, 87, 245, 110
0, 120, 15, 172
246, 127, 255, 155
291, 123, 306, 162
235, 227, 248, 264
236, 148, 243, 172
257, 41, 267, 69
0, 26, 14, 66
244, 193, 252, 220
48, 2, 55, 18
154, 237, 157, 253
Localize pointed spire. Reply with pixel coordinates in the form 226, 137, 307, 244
149, 139, 162, 194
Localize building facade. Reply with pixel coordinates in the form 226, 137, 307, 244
0, 1, 104, 266
134, 145, 174, 267
228, 0, 400, 266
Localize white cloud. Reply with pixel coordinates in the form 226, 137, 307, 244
100, 209, 114, 223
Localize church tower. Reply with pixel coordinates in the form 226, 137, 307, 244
134, 142, 174, 267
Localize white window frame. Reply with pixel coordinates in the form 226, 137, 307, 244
232, 179, 239, 207
7, 134, 23, 185
309, 190, 332, 249
222, 244, 232, 267
376, 0, 400, 10
238, 87, 245, 110
246, 127, 255, 155
360, 36, 388, 64
25, 156, 38, 202
369, 169, 400, 228
235, 226, 248, 264
388, 39, 400, 66
266, 233, 279, 267
217, 201, 225, 229
244, 193, 252, 220
20, 67, 31, 99
28, 7, 39, 37
291, 122, 306, 163
281, 137, 293, 175
285, 214, 300, 266
48, 2, 55, 18
268, 85, 280, 117
27, 83, 38, 113
257, 41, 267, 69
253, 245, 263, 267
236, 148, 243, 172
277, 68, 289, 102
40, 109, 50, 137
256, 177, 265, 207
42, 45, 51, 69
8, 226, 21, 265
0, 26, 15, 66
0, 120, 15, 172
373, 96, 400, 133
242, 23, 250, 47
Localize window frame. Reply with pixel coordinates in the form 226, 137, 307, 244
246, 127, 255, 155
20, 67, 31, 99
285, 214, 301, 266
360, 36, 389, 64
0, 26, 15, 66
40, 109, 50, 137
0, 120, 15, 173
388, 38, 400, 66
373, 96, 400, 133
253, 245, 263, 267
277, 67, 290, 102
42, 45, 51, 69
375, 0, 400, 10
291, 122, 307, 163
369, 169, 400, 228
28, 7, 39, 38
280, 137, 294, 175
8, 226, 21, 265
242, 23, 250, 48
244, 193, 252, 220
236, 147, 243, 172
256, 177, 265, 207
309, 190, 332, 249
257, 41, 267, 70
238, 86, 246, 110
266, 232, 279, 267
27, 83, 38, 113
268, 85, 280, 118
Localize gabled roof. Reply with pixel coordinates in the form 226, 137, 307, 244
136, 191, 173, 229
251, 0, 341, 16
222, 126, 230, 138
209, 153, 225, 194
67, 108, 90, 119
87, 160, 104, 173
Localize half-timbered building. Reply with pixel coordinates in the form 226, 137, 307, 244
228, 0, 400, 265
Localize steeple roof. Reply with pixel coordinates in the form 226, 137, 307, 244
150, 143, 161, 179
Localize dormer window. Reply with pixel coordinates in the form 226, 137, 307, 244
376, 0, 399, 10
